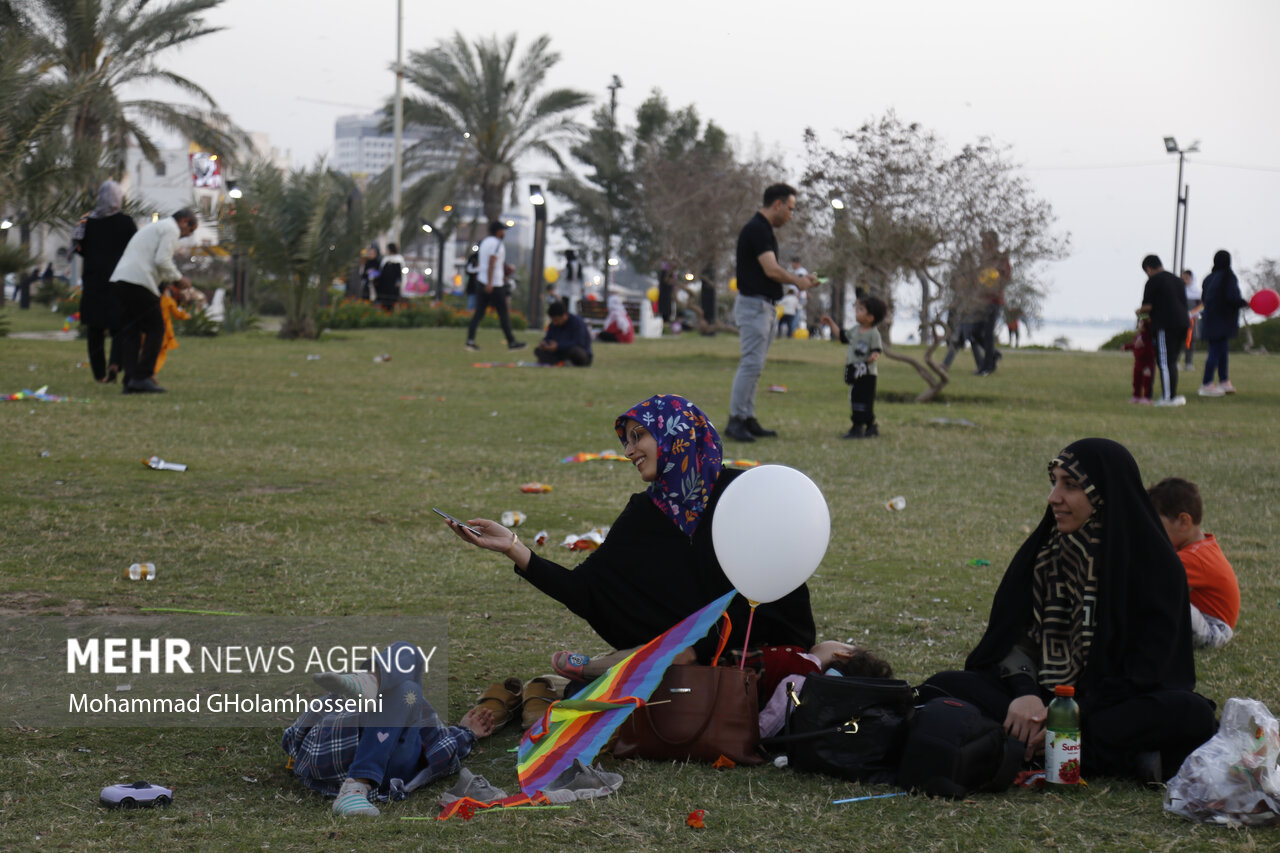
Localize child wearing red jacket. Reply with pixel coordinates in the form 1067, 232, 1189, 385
1123, 315, 1155, 404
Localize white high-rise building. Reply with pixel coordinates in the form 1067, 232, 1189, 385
334, 114, 408, 177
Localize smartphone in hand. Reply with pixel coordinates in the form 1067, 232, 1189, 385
432, 507, 481, 536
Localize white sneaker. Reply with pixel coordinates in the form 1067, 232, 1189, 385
1154, 396, 1187, 407
1198, 384, 1225, 397
1219, 380, 1237, 394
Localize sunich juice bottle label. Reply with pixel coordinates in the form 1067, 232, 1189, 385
1046, 729, 1081, 784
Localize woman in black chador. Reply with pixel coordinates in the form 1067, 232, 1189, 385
922, 438, 1216, 783
74, 180, 137, 383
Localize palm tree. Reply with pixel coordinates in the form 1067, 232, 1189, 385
399, 32, 591, 224
11, 0, 245, 173
228, 160, 373, 339
0, 21, 103, 260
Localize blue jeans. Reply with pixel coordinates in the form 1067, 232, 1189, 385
347, 641, 429, 786
730, 295, 776, 419
1202, 338, 1230, 384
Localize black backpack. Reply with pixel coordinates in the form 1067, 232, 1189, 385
896, 697, 1023, 798
761, 675, 915, 785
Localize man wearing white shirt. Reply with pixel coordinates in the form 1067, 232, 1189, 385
110, 209, 197, 393
464, 221, 525, 352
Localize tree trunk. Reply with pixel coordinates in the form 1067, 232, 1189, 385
880, 316, 950, 402
482, 183, 505, 224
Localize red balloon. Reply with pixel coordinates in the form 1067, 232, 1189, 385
1250, 288, 1280, 317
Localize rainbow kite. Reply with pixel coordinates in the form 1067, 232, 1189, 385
516, 590, 735, 796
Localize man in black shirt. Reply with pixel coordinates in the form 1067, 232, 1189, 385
1138, 254, 1190, 406
726, 183, 817, 442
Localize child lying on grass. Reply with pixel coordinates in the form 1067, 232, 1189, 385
281, 640, 494, 817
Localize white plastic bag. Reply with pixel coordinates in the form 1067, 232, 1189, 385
1164, 697, 1280, 826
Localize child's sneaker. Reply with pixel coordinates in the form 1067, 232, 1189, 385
333, 779, 379, 817
1198, 383, 1225, 397
1219, 380, 1236, 394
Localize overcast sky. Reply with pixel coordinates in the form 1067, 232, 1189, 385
150, 0, 1280, 320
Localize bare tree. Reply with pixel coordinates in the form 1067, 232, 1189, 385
1240, 257, 1279, 353
801, 112, 1068, 400
629, 91, 777, 331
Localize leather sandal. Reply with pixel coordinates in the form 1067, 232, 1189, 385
472, 677, 523, 729
551, 651, 591, 682
522, 675, 568, 730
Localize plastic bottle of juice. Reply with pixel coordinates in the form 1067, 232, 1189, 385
1045, 684, 1081, 785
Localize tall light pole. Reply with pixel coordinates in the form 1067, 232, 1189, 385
529, 184, 547, 322
1163, 136, 1198, 275
603, 74, 622, 300
391, 0, 404, 243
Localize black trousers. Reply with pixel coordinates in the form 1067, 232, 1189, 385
536, 346, 592, 366
466, 286, 516, 344
85, 326, 122, 381
114, 282, 164, 383
1153, 327, 1187, 400
921, 669, 1216, 780
849, 374, 877, 426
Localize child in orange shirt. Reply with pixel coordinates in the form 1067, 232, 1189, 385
1148, 477, 1239, 648
153, 281, 192, 374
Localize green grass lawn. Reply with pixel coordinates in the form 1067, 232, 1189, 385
3, 305, 1278, 851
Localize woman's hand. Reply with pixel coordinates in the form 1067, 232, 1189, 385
1004, 694, 1048, 761
448, 518, 511, 551
810, 641, 857, 669
447, 518, 531, 570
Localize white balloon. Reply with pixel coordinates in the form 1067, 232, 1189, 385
711, 465, 831, 603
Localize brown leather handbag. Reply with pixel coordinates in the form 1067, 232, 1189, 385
610, 664, 763, 766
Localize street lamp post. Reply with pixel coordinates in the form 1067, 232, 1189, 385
528, 184, 547, 322
603, 75, 622, 301
1163, 136, 1199, 275
391, 0, 404, 242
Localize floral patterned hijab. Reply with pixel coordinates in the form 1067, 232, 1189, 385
615, 394, 723, 536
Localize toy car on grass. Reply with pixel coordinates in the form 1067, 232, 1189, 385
99, 781, 173, 809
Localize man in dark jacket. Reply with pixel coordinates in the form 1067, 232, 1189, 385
535, 301, 592, 366
1138, 254, 1189, 406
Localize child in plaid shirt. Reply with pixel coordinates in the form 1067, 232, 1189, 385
282, 641, 493, 816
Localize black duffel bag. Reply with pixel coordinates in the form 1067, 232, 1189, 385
896, 697, 1023, 798
761, 674, 915, 784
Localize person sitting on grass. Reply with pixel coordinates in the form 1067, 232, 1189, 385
282, 640, 494, 817
444, 393, 815, 681
821, 293, 887, 439
535, 301, 593, 366
758, 641, 895, 737
920, 439, 1217, 784
597, 294, 635, 343
1147, 477, 1239, 649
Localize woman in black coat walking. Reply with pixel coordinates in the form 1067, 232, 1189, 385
73, 180, 137, 383
1198, 250, 1248, 396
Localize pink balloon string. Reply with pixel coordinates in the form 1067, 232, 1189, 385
739, 604, 757, 670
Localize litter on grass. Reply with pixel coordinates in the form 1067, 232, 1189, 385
560, 450, 627, 464
562, 527, 609, 550
520, 482, 553, 493
5, 386, 89, 403
144, 455, 187, 472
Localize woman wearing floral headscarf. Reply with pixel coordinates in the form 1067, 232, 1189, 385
921, 438, 1216, 783
73, 180, 136, 382
449, 394, 815, 674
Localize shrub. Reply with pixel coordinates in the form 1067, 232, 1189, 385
315, 298, 527, 331
174, 308, 221, 337
34, 275, 71, 307
1101, 318, 1279, 353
